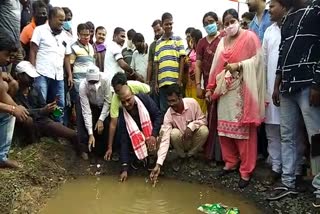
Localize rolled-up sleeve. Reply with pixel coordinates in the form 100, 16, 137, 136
79, 82, 93, 135
187, 101, 206, 132
156, 111, 172, 166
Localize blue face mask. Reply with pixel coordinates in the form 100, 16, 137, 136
204, 23, 217, 36
63, 21, 72, 31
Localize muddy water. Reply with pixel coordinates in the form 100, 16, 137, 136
41, 176, 261, 214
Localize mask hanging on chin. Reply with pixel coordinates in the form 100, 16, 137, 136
225, 22, 240, 37
204, 23, 218, 36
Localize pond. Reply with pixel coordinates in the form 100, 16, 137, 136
41, 176, 262, 214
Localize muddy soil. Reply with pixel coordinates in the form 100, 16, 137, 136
0, 138, 319, 214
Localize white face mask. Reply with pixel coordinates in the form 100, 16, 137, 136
88, 81, 101, 92
225, 22, 240, 37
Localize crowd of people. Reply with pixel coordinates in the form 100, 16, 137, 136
0, 0, 320, 208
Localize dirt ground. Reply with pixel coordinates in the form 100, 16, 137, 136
0, 138, 319, 214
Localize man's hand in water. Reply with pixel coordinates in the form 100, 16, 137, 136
150, 164, 161, 186
119, 171, 128, 182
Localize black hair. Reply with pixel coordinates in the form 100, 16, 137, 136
0, 29, 19, 52
273, 0, 291, 8
202, 11, 219, 25
113, 27, 125, 36
161, 12, 173, 23
190, 29, 203, 45
32, 0, 47, 14
77, 23, 90, 34
185, 27, 195, 35
127, 29, 136, 40
132, 33, 144, 43
166, 84, 182, 97
241, 12, 255, 21
95, 26, 106, 34
48, 7, 63, 20
151, 19, 162, 27
222, 9, 239, 23
85, 21, 95, 30
111, 72, 127, 87
62, 7, 72, 17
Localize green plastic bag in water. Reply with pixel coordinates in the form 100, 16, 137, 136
197, 203, 240, 214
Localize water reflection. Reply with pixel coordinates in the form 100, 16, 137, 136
41, 176, 261, 214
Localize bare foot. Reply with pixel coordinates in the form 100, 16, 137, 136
0, 159, 22, 169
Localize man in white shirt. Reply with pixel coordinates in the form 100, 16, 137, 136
30, 7, 73, 123
77, 65, 112, 160
263, 0, 304, 186
104, 27, 142, 83
131, 33, 148, 81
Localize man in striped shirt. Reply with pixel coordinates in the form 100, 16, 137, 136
154, 12, 186, 115
269, 0, 320, 202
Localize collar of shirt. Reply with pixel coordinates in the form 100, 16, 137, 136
170, 99, 190, 116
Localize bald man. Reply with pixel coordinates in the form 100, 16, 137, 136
117, 86, 162, 182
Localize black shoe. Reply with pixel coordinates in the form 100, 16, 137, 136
238, 178, 250, 189
312, 198, 320, 208
295, 175, 307, 193
267, 185, 298, 201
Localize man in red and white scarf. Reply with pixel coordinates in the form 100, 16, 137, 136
117, 85, 162, 182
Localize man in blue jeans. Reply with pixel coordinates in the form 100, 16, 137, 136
29, 7, 73, 123
268, 0, 320, 202
0, 29, 29, 168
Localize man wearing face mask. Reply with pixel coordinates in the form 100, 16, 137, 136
70, 23, 95, 98
195, 11, 224, 162
77, 66, 112, 161
30, 7, 73, 123
93, 26, 107, 73
20, 0, 48, 60
14, 61, 79, 149
122, 29, 137, 66
62, 7, 72, 34
146, 19, 164, 107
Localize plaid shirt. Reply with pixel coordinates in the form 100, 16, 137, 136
276, 0, 320, 94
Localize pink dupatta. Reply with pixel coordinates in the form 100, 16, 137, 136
207, 30, 265, 126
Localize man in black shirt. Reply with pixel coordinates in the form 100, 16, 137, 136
269, 0, 320, 202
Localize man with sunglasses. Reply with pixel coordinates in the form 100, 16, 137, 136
77, 65, 112, 162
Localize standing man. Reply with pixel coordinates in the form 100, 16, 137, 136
122, 29, 136, 66
247, 0, 272, 42
146, 19, 164, 107
30, 7, 73, 123
131, 33, 148, 82
93, 26, 107, 73
0, 29, 29, 168
85, 21, 95, 45
20, 0, 31, 32
154, 12, 186, 115
77, 66, 112, 160
20, 0, 48, 60
268, 0, 320, 201
104, 27, 141, 82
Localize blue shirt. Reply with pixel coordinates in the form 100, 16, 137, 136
249, 10, 272, 42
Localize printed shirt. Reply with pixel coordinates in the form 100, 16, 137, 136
249, 9, 272, 42
276, 0, 320, 93
110, 80, 150, 118
31, 23, 71, 80
158, 98, 207, 165
79, 73, 112, 135
154, 34, 186, 88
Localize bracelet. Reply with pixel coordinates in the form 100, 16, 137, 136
10, 105, 16, 115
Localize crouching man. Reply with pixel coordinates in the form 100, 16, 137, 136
77, 65, 112, 161
118, 85, 162, 182
150, 83, 208, 183
14, 61, 79, 149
